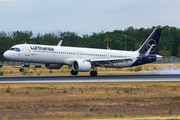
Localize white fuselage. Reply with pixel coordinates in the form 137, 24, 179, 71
4, 44, 139, 68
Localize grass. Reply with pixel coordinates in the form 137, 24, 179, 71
9, 70, 13, 74
114, 112, 118, 118
49, 69, 53, 73
6, 106, 14, 109
124, 88, 129, 93
0, 63, 179, 77
22, 71, 28, 75
24, 86, 49, 90
0, 71, 4, 76
124, 88, 132, 93
128, 67, 134, 71
0, 82, 180, 119
63, 89, 67, 93
26, 90, 29, 94
116, 90, 119, 93
169, 108, 173, 114
134, 66, 142, 72
35, 109, 38, 113
5, 86, 11, 93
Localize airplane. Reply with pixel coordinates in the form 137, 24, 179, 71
3, 28, 162, 76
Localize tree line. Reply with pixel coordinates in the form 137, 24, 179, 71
0, 25, 180, 61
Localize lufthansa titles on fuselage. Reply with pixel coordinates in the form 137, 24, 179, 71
30, 45, 54, 51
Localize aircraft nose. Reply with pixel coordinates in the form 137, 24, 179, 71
3, 51, 10, 59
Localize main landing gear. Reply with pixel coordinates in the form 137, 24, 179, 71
19, 62, 25, 72
71, 70, 97, 76
90, 67, 97, 76
71, 70, 78, 75
90, 71, 97, 76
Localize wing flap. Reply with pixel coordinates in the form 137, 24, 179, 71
90, 58, 132, 62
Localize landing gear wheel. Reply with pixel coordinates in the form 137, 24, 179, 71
90, 71, 97, 76
71, 70, 78, 75
20, 68, 24, 72
20, 62, 25, 72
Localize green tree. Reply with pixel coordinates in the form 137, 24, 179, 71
177, 45, 180, 58
159, 47, 171, 56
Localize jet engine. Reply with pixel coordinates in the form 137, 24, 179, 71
44, 64, 63, 69
72, 60, 91, 72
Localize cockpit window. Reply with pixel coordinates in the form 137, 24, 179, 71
9, 48, 21, 52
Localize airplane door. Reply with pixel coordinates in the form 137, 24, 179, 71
25, 45, 30, 56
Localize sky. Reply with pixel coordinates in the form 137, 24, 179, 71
0, 0, 180, 36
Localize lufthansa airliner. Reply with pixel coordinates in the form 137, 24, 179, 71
3, 28, 162, 76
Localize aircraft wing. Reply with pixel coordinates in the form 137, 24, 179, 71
63, 57, 134, 67
90, 58, 133, 62
90, 58, 134, 67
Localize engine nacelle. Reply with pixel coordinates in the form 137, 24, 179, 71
44, 64, 63, 69
72, 60, 91, 72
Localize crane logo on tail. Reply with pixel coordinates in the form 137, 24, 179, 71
146, 39, 157, 52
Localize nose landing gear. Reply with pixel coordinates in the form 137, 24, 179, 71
19, 62, 25, 72
20, 68, 24, 72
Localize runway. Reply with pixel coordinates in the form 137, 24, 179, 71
0, 74, 180, 83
